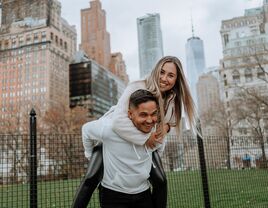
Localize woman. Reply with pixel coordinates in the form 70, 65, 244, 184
73, 56, 197, 208
111, 55, 196, 146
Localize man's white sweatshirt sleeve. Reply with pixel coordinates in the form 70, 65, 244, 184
82, 120, 104, 160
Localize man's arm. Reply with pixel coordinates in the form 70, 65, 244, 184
82, 120, 104, 160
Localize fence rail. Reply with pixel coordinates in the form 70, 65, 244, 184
0, 111, 268, 207
1, 132, 268, 207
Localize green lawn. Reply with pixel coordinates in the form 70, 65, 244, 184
0, 169, 267, 208
166, 169, 268, 208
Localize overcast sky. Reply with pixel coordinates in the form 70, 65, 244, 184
61, 0, 263, 81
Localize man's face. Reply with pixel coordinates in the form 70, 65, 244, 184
128, 101, 158, 133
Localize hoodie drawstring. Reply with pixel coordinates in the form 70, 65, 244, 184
133, 144, 141, 160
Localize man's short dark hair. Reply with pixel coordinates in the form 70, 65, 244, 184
129, 89, 158, 109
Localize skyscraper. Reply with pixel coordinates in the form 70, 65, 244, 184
80, 0, 128, 83
110, 52, 129, 84
137, 13, 163, 78
80, 0, 111, 69
196, 72, 221, 135
0, 0, 77, 132
185, 26, 206, 103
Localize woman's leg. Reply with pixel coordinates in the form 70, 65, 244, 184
72, 143, 103, 208
149, 151, 167, 208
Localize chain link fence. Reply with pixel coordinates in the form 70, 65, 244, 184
0, 133, 268, 207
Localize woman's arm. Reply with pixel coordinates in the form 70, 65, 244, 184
111, 81, 152, 146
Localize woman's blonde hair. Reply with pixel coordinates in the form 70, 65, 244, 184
145, 56, 197, 134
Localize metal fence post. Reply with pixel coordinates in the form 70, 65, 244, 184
196, 120, 211, 208
29, 109, 37, 208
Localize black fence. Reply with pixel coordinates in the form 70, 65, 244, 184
0, 114, 268, 207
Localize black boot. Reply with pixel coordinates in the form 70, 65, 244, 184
72, 143, 103, 208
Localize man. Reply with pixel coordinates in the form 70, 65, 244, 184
82, 89, 164, 208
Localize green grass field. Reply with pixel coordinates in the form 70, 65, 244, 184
0, 169, 267, 208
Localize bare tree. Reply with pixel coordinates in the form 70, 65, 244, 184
0, 103, 40, 183
39, 103, 89, 179
201, 99, 234, 169
41, 103, 89, 133
231, 88, 268, 169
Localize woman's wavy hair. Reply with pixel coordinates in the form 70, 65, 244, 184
145, 56, 197, 134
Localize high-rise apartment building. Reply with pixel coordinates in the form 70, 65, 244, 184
80, 0, 128, 83
197, 72, 221, 135
0, 0, 77, 132
220, 1, 268, 169
80, 0, 111, 69
185, 34, 206, 104
110, 52, 129, 84
220, 0, 268, 137
197, 71, 228, 168
137, 13, 163, 78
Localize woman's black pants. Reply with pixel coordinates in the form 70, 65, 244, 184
71, 144, 167, 208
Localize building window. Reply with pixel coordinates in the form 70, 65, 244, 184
4, 40, 8, 49
19, 36, 24, 46
239, 128, 247, 135
12, 38, 16, 48
260, 23, 265, 34
34, 33, 39, 43
257, 68, 265, 80
26, 35, 31, 44
64, 42, 68, 51
41, 31, 46, 42
41, 31, 46, 37
235, 41, 241, 47
232, 70, 240, 83
223, 34, 229, 46
245, 68, 253, 82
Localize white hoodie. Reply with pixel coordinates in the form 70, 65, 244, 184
82, 118, 164, 194
103, 80, 176, 146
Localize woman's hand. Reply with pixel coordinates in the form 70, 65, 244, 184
156, 123, 170, 137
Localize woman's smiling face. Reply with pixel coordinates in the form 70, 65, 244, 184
159, 62, 177, 93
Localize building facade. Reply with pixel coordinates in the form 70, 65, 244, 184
70, 57, 126, 119
220, 1, 268, 169
0, 0, 77, 132
197, 71, 221, 135
137, 13, 163, 78
80, 0, 111, 69
80, 0, 128, 83
220, 0, 268, 137
110, 52, 129, 84
185, 36, 206, 104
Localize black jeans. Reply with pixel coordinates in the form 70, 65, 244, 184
99, 185, 153, 208
72, 144, 167, 208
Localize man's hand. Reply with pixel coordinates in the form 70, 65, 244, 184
146, 132, 163, 149
146, 123, 170, 149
